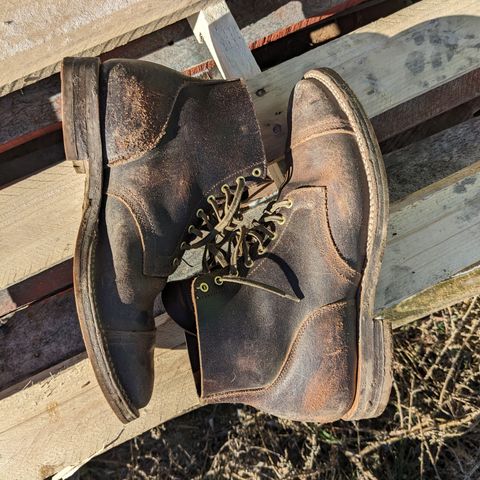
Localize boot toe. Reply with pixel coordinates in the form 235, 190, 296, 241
288, 70, 372, 271
104, 329, 156, 410
290, 74, 350, 146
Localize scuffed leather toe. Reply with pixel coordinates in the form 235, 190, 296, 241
104, 330, 156, 409
287, 74, 370, 271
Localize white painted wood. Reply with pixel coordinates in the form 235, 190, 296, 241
188, 0, 261, 79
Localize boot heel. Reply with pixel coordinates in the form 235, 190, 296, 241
61, 57, 101, 174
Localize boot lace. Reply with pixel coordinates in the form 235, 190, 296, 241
210, 196, 300, 302
185, 167, 299, 302
176, 176, 254, 268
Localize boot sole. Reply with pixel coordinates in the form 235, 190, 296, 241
62, 57, 139, 423
304, 68, 392, 420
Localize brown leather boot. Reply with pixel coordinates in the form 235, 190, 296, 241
163, 68, 391, 422
61, 57, 267, 423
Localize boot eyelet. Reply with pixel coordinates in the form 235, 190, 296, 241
214, 276, 224, 286
207, 195, 216, 203
172, 258, 180, 267
271, 232, 278, 241
236, 176, 245, 185
245, 259, 254, 268
285, 199, 293, 208
196, 208, 204, 218
277, 215, 286, 225
221, 184, 230, 194
198, 282, 209, 293
257, 247, 266, 255
180, 241, 187, 250
252, 167, 262, 177
188, 225, 195, 234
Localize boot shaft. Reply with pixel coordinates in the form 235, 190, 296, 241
99, 59, 267, 277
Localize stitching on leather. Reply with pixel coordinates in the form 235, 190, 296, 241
109, 188, 157, 238
203, 301, 347, 400
107, 192, 146, 251
317, 190, 360, 283
248, 188, 358, 284
290, 128, 355, 150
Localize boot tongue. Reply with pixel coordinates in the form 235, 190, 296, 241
162, 279, 197, 334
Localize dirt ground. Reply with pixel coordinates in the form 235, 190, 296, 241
77, 296, 480, 479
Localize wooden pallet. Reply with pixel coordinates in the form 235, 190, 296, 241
0, 0, 479, 478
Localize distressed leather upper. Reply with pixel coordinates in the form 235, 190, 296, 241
192, 187, 361, 421
166, 70, 375, 422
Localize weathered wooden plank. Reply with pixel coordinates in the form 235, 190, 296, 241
0, 130, 64, 187
0, 162, 84, 291
0, 74, 62, 154
0, 288, 81, 391
383, 266, 480, 328
0, 259, 72, 318
372, 68, 480, 148
375, 159, 480, 309
384, 115, 480, 202
379, 90, 480, 154
188, 0, 261, 79
376, 161, 480, 312
0, 322, 199, 480
0, 0, 216, 97
2, 152, 480, 478
249, 0, 480, 160
0, 0, 369, 96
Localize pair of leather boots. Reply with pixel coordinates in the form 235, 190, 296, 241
61, 57, 391, 424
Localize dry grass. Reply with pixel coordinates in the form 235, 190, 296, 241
78, 296, 480, 479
